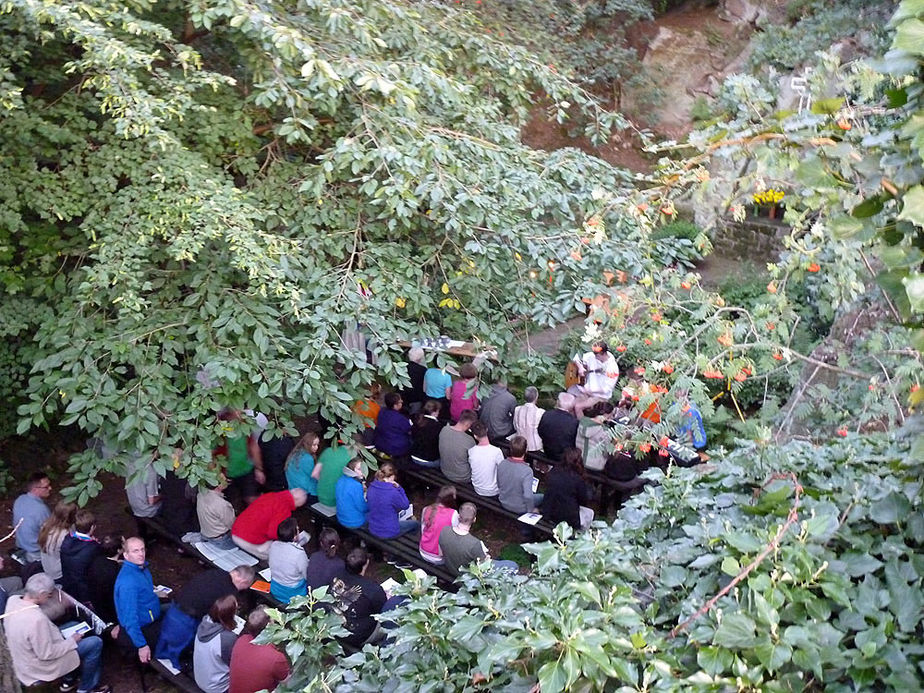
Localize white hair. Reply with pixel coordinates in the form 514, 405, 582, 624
557, 392, 576, 410
25, 573, 55, 598
408, 347, 425, 364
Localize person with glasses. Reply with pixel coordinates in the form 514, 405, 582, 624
13, 471, 52, 563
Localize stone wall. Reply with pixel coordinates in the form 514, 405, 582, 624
711, 216, 789, 262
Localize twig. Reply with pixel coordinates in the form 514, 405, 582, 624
670, 472, 802, 638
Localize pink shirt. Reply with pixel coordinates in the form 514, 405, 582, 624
449, 379, 478, 422
419, 505, 458, 561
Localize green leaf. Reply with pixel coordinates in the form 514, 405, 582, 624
897, 185, 924, 227
903, 274, 924, 313
829, 215, 864, 239
725, 531, 762, 554
721, 556, 741, 576
755, 640, 792, 671
697, 646, 733, 675
537, 659, 568, 693
712, 613, 759, 649
869, 492, 911, 524
892, 18, 924, 55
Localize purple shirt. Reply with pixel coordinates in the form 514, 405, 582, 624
366, 480, 410, 539
373, 409, 412, 456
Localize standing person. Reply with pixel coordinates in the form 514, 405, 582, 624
541, 448, 594, 531
13, 471, 52, 563
402, 346, 428, 414
268, 518, 309, 604
367, 462, 418, 539
497, 436, 543, 515
60, 509, 103, 604
155, 565, 255, 669
306, 528, 345, 591
423, 364, 453, 420
193, 594, 239, 693
258, 430, 296, 493
39, 500, 76, 581
418, 486, 458, 564
467, 421, 503, 497
437, 503, 517, 577
373, 392, 413, 459
335, 459, 368, 529
329, 547, 387, 647
449, 362, 480, 423
159, 468, 200, 537
315, 439, 352, 508
216, 410, 265, 506
537, 393, 579, 462
675, 392, 707, 450
570, 342, 620, 418
439, 409, 477, 484
230, 489, 308, 560
229, 607, 290, 693
479, 379, 517, 442
4, 573, 110, 693
197, 476, 237, 550
285, 431, 321, 501
513, 386, 546, 452
114, 537, 162, 663
576, 401, 616, 471
410, 400, 445, 467
124, 454, 162, 524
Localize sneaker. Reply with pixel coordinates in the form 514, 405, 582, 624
59, 678, 78, 693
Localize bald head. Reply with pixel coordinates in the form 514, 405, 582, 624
290, 488, 308, 507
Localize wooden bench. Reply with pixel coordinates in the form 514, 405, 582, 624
397, 463, 557, 539
302, 504, 458, 587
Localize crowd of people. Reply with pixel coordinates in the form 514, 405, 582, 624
1, 340, 707, 692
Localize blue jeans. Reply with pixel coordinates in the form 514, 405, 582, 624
76, 634, 103, 691
397, 519, 420, 536
202, 532, 236, 550
411, 456, 441, 469
532, 492, 544, 509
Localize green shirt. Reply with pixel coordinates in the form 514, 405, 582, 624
226, 436, 253, 479
316, 446, 351, 506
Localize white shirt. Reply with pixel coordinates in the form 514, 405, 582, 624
513, 403, 546, 451
468, 444, 503, 496
575, 351, 620, 399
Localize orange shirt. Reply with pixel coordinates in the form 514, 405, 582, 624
354, 399, 380, 427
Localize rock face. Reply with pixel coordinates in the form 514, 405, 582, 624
719, 0, 766, 25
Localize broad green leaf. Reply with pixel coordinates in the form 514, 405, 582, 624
713, 613, 759, 649
869, 492, 911, 524
897, 185, 924, 226
892, 18, 924, 55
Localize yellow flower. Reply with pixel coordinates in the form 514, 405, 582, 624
395, 297, 406, 308
441, 282, 449, 294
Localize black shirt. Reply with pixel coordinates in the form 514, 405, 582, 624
541, 467, 591, 530
329, 572, 386, 646
177, 569, 237, 619
537, 409, 578, 461
86, 555, 121, 624
403, 361, 427, 405
411, 416, 445, 461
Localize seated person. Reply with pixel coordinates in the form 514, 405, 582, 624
329, 547, 387, 647
229, 607, 290, 693
5, 572, 110, 693
367, 462, 419, 539
513, 386, 545, 452
114, 537, 162, 663
467, 421, 503, 497
268, 518, 309, 604
155, 565, 255, 668
39, 500, 76, 582
401, 347, 428, 414
537, 393, 579, 462
60, 509, 103, 605
576, 401, 616, 471
479, 380, 516, 441
449, 362, 479, 423
418, 486, 459, 564
569, 341, 620, 419
373, 392, 413, 458
13, 471, 52, 563
410, 400, 445, 467
307, 528, 346, 591
215, 409, 265, 506
676, 391, 707, 450
315, 440, 352, 508
231, 489, 308, 560
335, 459, 368, 529
541, 448, 594, 531
193, 594, 239, 693
423, 365, 453, 420
439, 409, 477, 484
438, 503, 517, 577
197, 475, 237, 550
353, 382, 382, 431
284, 431, 321, 501
497, 436, 543, 515
85, 536, 122, 627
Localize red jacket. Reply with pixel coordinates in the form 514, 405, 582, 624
231, 491, 295, 545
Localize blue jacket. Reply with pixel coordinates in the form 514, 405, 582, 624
115, 561, 161, 648
373, 409, 412, 457
335, 475, 368, 528
677, 404, 707, 449
367, 480, 410, 539
285, 450, 318, 495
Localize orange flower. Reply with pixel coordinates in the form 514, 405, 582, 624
912, 384, 920, 393
661, 207, 674, 216
651, 312, 662, 322
662, 363, 674, 374
767, 281, 778, 294
639, 442, 651, 453
717, 333, 733, 347
658, 448, 669, 457
659, 436, 670, 447
772, 353, 783, 360
637, 203, 649, 213
807, 263, 820, 273
836, 119, 851, 131
634, 367, 646, 376
703, 370, 723, 379
837, 428, 848, 437
616, 345, 627, 352
681, 281, 691, 290
570, 250, 582, 261
766, 322, 775, 330
644, 338, 652, 346
734, 371, 747, 382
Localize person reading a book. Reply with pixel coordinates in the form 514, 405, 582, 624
496, 436, 543, 516
437, 503, 518, 577
366, 462, 418, 539
154, 565, 255, 669
5, 572, 111, 693
193, 594, 240, 693
268, 517, 309, 604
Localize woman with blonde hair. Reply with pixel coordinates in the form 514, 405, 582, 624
366, 462, 418, 539
285, 431, 322, 503
38, 500, 75, 581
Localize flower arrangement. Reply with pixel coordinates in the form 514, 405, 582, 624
752, 189, 785, 205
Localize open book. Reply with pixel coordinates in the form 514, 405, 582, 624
518, 512, 543, 526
